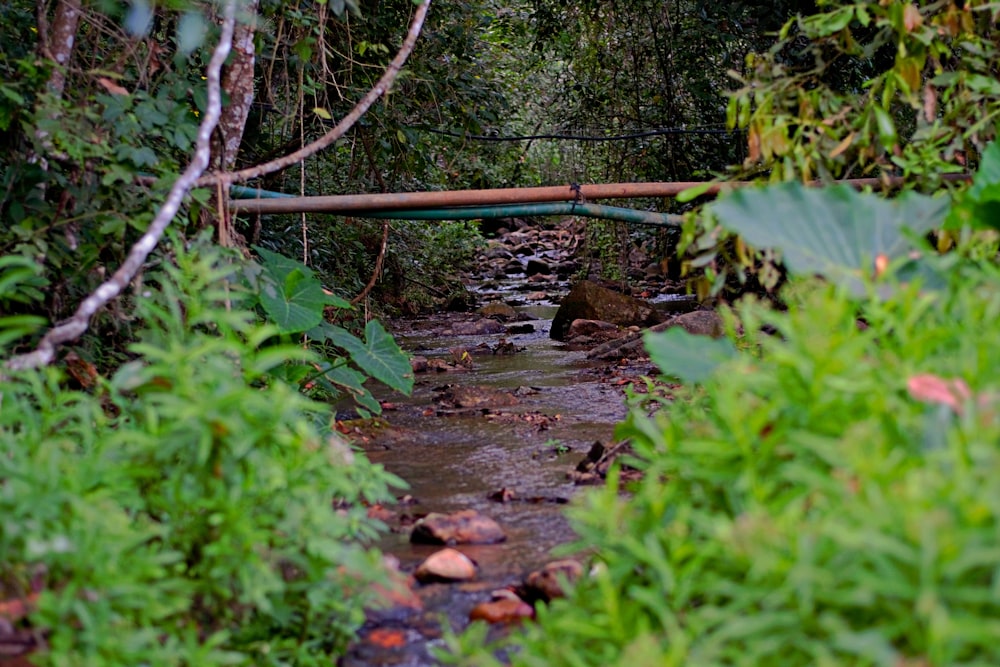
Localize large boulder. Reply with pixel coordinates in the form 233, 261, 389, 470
550, 280, 663, 341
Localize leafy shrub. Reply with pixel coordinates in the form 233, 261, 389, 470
444, 165, 1000, 666
0, 238, 402, 666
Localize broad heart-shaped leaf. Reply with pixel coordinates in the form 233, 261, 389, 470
318, 363, 382, 415
643, 327, 738, 384
253, 246, 327, 333
327, 321, 414, 395
711, 183, 948, 283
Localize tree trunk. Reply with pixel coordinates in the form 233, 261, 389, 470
46, 0, 83, 98
211, 0, 259, 247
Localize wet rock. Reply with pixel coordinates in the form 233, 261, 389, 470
525, 258, 551, 276
447, 319, 506, 335
587, 335, 647, 361
414, 548, 478, 583
525, 291, 548, 301
488, 487, 517, 503
410, 355, 429, 373
436, 385, 520, 409
506, 322, 535, 335
510, 243, 535, 257
643, 260, 666, 279
575, 441, 607, 472
469, 597, 535, 625
426, 358, 467, 373
477, 302, 517, 321
566, 319, 617, 338
503, 259, 525, 275
526, 272, 556, 284
554, 260, 580, 278
410, 510, 506, 545
550, 280, 663, 341
522, 559, 584, 603
368, 555, 423, 612
671, 309, 725, 337
492, 338, 523, 356
654, 294, 700, 315
483, 246, 513, 260
585, 309, 723, 361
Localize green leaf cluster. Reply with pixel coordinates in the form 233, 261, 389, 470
245, 245, 413, 415
446, 150, 1000, 667
0, 239, 402, 666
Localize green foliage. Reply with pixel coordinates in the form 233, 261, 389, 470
0, 239, 402, 666
677, 0, 1000, 297
710, 182, 948, 290
253, 245, 340, 334
0, 255, 48, 352
643, 327, 738, 384
946, 140, 1000, 231
245, 245, 413, 413
729, 1, 998, 184
447, 147, 1000, 666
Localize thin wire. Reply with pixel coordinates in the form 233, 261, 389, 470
408, 126, 743, 142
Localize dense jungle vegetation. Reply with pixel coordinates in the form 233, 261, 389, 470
3, 0, 1000, 664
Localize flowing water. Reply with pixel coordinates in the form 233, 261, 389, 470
344, 304, 635, 666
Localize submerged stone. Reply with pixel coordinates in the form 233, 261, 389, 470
410, 509, 507, 545
414, 548, 477, 583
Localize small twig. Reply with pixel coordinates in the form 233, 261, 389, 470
5, 0, 239, 372
350, 221, 390, 305
195, 0, 431, 188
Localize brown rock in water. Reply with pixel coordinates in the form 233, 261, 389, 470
448, 319, 506, 335
436, 385, 520, 409
469, 597, 535, 625
414, 548, 477, 583
671, 309, 725, 337
477, 302, 517, 321
409, 355, 429, 373
525, 258, 551, 275
566, 319, 617, 338
550, 280, 663, 341
522, 559, 584, 603
410, 509, 507, 545
369, 555, 423, 611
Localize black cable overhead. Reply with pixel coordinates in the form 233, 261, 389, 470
410, 125, 743, 142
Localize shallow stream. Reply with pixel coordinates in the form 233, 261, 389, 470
344, 305, 635, 666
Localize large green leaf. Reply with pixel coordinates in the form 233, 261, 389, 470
327, 320, 414, 395
318, 363, 382, 415
253, 246, 327, 333
710, 183, 948, 284
643, 327, 738, 384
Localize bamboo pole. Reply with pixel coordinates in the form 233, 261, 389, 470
229, 175, 969, 216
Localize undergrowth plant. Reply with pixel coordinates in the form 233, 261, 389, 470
0, 237, 404, 666
442, 151, 1000, 666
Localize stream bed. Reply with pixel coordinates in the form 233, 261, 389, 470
342, 304, 640, 666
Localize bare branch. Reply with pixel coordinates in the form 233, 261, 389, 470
195, 0, 431, 188
6, 0, 239, 372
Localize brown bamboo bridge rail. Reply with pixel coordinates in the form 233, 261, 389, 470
229, 175, 968, 224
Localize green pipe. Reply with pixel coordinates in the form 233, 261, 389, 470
364, 202, 681, 227
230, 184, 296, 199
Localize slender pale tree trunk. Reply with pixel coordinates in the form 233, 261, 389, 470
45, 0, 82, 98
211, 0, 260, 247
